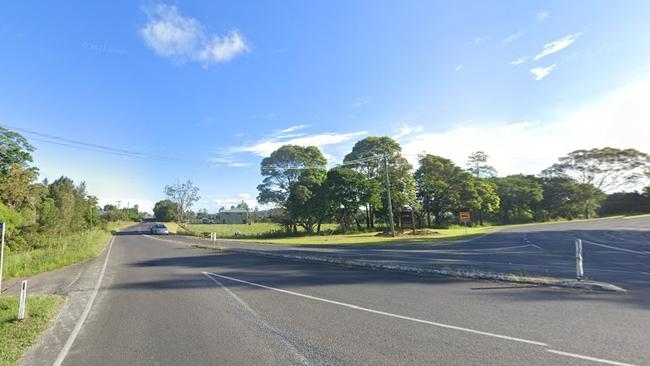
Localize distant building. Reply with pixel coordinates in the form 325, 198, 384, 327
217, 208, 249, 224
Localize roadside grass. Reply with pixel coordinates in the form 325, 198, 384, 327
243, 226, 490, 246
184, 223, 338, 238
0, 295, 64, 366
4, 221, 133, 280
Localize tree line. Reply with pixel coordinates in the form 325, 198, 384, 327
256, 136, 650, 233
0, 128, 143, 252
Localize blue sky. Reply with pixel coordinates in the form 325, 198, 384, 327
1, 1, 650, 212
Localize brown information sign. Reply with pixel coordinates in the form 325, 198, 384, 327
459, 211, 471, 223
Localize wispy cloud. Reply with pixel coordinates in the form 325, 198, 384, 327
275, 124, 310, 135
352, 97, 371, 108
455, 64, 463, 72
140, 4, 249, 66
393, 122, 424, 139
401, 78, 650, 183
536, 11, 550, 22
498, 31, 526, 48
510, 57, 529, 66
529, 64, 556, 80
229, 130, 368, 157
533, 33, 582, 61
211, 192, 258, 210
473, 36, 489, 45
210, 156, 252, 168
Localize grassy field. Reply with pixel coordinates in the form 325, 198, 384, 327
245, 226, 491, 245
184, 223, 338, 238
0, 295, 64, 366
3, 221, 133, 279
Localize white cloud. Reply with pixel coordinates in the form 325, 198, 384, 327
473, 36, 489, 45
455, 64, 463, 71
140, 4, 249, 66
211, 192, 258, 210
352, 97, 371, 108
498, 31, 526, 48
533, 33, 582, 61
400, 78, 650, 183
510, 57, 529, 66
231, 131, 368, 157
275, 124, 310, 134
210, 156, 251, 168
537, 11, 550, 22
529, 64, 556, 80
393, 122, 424, 139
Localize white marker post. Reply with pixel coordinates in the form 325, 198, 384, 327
211, 232, 216, 248
18, 280, 27, 320
0, 222, 5, 295
575, 239, 584, 280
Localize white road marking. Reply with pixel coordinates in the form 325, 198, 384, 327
202, 273, 311, 366
547, 349, 638, 366
53, 236, 115, 366
581, 239, 649, 256
202, 271, 547, 346
203, 271, 639, 365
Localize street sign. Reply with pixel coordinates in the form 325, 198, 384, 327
459, 212, 471, 223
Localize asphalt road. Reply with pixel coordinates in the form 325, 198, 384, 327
49, 222, 649, 365
182, 217, 650, 291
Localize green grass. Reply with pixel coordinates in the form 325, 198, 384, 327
243, 226, 491, 246
185, 222, 338, 238
0, 295, 64, 366
3, 221, 133, 280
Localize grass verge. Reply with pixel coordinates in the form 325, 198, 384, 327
0, 295, 64, 366
4, 221, 132, 279
242, 226, 491, 245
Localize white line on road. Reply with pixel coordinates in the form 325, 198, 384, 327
580, 239, 649, 256
202, 273, 311, 366
203, 271, 639, 365
202, 271, 547, 346
547, 349, 637, 366
53, 236, 115, 366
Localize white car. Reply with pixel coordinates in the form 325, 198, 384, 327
150, 224, 169, 235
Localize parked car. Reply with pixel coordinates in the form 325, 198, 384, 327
150, 224, 169, 235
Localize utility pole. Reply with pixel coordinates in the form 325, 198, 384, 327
383, 152, 396, 237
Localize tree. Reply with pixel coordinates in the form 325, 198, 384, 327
257, 145, 327, 231
235, 200, 250, 211
153, 199, 179, 222
0, 127, 35, 174
600, 189, 650, 216
286, 170, 328, 233
542, 147, 650, 192
164, 180, 200, 223
343, 136, 404, 228
491, 175, 543, 223
323, 167, 381, 232
536, 177, 605, 220
474, 179, 500, 225
415, 154, 479, 226
467, 151, 497, 179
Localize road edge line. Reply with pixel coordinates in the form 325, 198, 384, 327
52, 235, 116, 366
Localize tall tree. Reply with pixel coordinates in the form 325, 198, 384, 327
542, 147, 650, 191
323, 167, 381, 232
164, 180, 200, 223
492, 175, 543, 223
343, 136, 405, 228
257, 145, 327, 231
153, 199, 179, 222
415, 154, 480, 226
466, 151, 497, 179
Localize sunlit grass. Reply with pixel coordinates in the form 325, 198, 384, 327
4, 221, 132, 279
185, 222, 338, 238
0, 295, 64, 366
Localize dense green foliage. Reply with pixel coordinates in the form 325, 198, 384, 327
0, 128, 142, 256
258, 139, 650, 231
153, 199, 179, 222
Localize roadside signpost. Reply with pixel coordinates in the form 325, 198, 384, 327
0, 222, 5, 295
459, 212, 471, 234
18, 280, 27, 320
400, 210, 416, 235
575, 239, 584, 280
